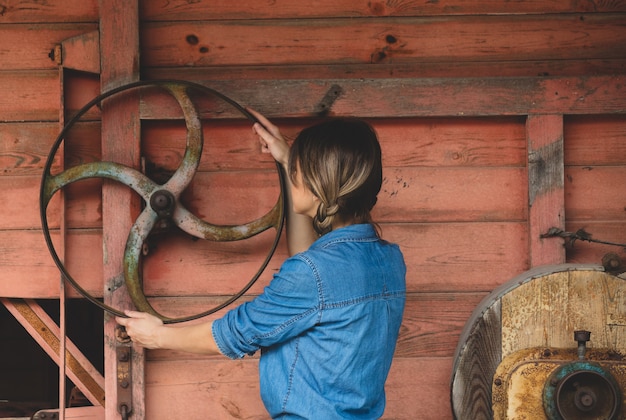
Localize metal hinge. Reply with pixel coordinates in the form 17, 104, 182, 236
116, 326, 133, 419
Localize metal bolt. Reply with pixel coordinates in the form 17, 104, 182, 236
119, 349, 129, 362
574, 330, 591, 360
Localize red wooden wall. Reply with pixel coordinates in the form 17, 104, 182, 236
1, 1, 626, 419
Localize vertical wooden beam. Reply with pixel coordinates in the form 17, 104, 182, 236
526, 114, 566, 266
99, 1, 144, 419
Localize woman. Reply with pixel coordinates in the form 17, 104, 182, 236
117, 109, 406, 419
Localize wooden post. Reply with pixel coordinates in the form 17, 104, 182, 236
99, 1, 144, 419
526, 114, 566, 266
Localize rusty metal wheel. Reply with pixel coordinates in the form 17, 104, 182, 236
40, 80, 285, 324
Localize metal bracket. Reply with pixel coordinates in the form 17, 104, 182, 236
315, 84, 343, 116
116, 327, 133, 419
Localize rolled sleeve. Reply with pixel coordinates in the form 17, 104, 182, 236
212, 256, 321, 359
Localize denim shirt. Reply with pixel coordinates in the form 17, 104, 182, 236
212, 223, 406, 419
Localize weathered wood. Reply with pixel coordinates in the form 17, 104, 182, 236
4, 74, 626, 123
450, 265, 612, 420
1, 298, 105, 407
144, 292, 487, 360
61, 31, 100, 74
0, 0, 97, 23
501, 269, 626, 355
565, 114, 626, 165
146, 58, 626, 80
142, 116, 526, 171
138, 221, 529, 295
379, 167, 527, 222
141, 15, 626, 67
138, 76, 626, 118
0, 24, 97, 70
0, 220, 530, 300
34, 221, 528, 300
451, 300, 501, 420
140, 0, 626, 20
564, 166, 626, 221
0, 2, 624, 419
142, 356, 453, 419
49, 166, 523, 228
42, 164, 528, 228
99, 0, 144, 419
0, 122, 60, 175
527, 115, 566, 266
0, 70, 59, 121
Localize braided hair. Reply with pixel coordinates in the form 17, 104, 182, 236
288, 119, 382, 235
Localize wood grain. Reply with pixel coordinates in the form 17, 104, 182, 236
140, 15, 626, 67
140, 0, 626, 20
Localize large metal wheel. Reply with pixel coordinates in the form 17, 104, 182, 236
40, 80, 285, 324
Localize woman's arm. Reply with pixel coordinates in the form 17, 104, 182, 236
116, 311, 221, 354
248, 109, 318, 255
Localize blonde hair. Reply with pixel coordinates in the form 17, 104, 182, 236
288, 119, 382, 235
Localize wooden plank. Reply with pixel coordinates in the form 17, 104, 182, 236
0, 71, 59, 122
3, 74, 624, 123
0, 24, 97, 70
140, 0, 626, 20
0, 220, 530, 298
142, 116, 526, 171
99, 0, 144, 419
0, 230, 67, 298
136, 221, 528, 296
564, 166, 626, 220
61, 30, 100, 74
140, 15, 626, 67
0, 220, 527, 299
383, 292, 487, 358
0, 176, 58, 230
138, 76, 626, 118
451, 300, 501, 420
0, 0, 97, 23
527, 115, 566, 266
143, 356, 453, 419
145, 292, 487, 359
49, 164, 526, 230
379, 167, 527, 222
386, 357, 454, 419
501, 270, 626, 355
146, 58, 626, 80
565, 114, 626, 166
0, 122, 60, 175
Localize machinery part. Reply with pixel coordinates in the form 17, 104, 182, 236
574, 330, 591, 360
450, 265, 626, 420
40, 80, 285, 323
543, 361, 622, 420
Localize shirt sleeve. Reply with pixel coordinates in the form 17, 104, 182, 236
212, 255, 322, 359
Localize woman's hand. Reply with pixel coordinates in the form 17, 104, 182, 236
247, 108, 290, 167
116, 310, 164, 349
116, 311, 221, 354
